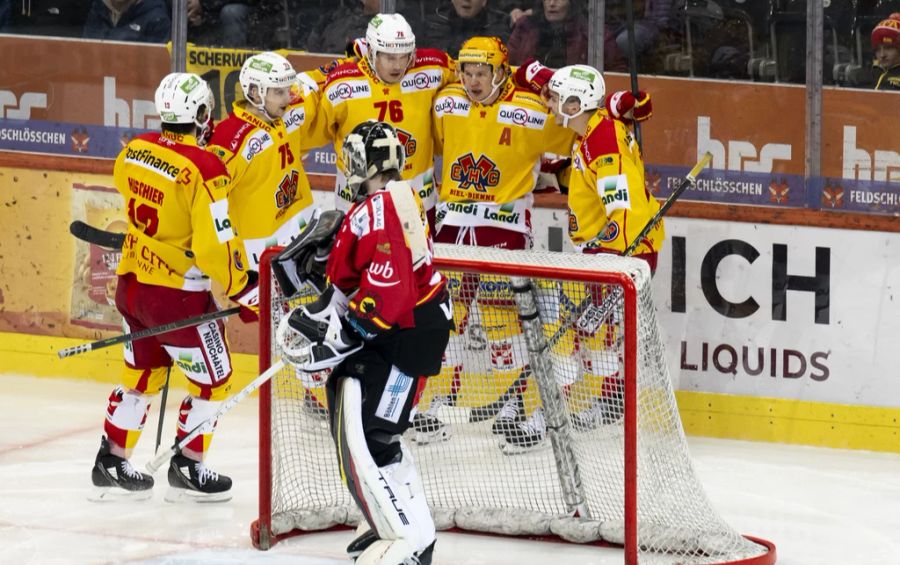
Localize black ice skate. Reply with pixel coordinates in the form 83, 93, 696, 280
500, 409, 548, 455
89, 436, 154, 502
491, 392, 525, 435
411, 412, 452, 445
571, 395, 625, 431
166, 453, 232, 503
347, 527, 378, 560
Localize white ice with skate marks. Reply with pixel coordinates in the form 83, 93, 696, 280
2, 374, 900, 564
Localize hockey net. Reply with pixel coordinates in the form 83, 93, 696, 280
252, 244, 775, 564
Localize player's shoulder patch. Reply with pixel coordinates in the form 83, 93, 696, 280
208, 116, 254, 156
184, 146, 230, 182
414, 48, 450, 68
580, 116, 619, 166
324, 61, 365, 88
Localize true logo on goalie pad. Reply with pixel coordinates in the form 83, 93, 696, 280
375, 368, 413, 424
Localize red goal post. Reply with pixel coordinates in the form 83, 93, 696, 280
252, 244, 776, 565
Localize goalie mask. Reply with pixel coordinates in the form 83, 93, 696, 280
365, 13, 416, 83
154, 72, 214, 135
547, 64, 606, 127
341, 120, 406, 202
239, 52, 299, 117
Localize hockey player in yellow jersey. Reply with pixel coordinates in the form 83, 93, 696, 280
319, 13, 454, 227
207, 51, 330, 271
429, 36, 576, 454
545, 64, 663, 431
91, 73, 258, 502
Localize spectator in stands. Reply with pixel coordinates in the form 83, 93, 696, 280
604, 0, 673, 72
83, 0, 170, 43
508, 0, 588, 67
872, 13, 900, 90
2, 0, 91, 37
424, 0, 511, 57
304, 0, 379, 54
185, 0, 253, 47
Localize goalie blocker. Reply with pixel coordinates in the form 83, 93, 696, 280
271, 209, 345, 298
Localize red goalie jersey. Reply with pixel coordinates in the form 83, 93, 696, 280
327, 182, 446, 335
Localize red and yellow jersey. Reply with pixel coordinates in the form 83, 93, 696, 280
432, 81, 575, 232
320, 49, 455, 211
567, 110, 664, 254
114, 131, 250, 297
207, 95, 329, 269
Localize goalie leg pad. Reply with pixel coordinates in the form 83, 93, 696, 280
333, 377, 436, 554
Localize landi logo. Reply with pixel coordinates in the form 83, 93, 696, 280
697, 116, 792, 173
0, 90, 48, 119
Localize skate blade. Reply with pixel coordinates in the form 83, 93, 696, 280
88, 486, 153, 502
164, 487, 232, 503
412, 426, 452, 446
499, 438, 550, 456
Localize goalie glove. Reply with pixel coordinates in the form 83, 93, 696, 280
272, 210, 345, 297
276, 289, 362, 372
607, 90, 653, 123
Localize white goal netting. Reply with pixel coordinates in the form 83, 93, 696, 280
253, 244, 774, 564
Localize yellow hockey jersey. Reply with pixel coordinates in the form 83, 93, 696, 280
207, 94, 330, 269
432, 81, 575, 232
114, 131, 251, 297
567, 110, 664, 254
320, 49, 455, 211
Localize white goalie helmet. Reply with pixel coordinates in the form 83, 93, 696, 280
365, 13, 415, 71
239, 51, 298, 106
154, 72, 214, 127
547, 64, 606, 123
341, 120, 406, 202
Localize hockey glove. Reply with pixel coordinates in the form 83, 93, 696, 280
230, 271, 260, 323
514, 58, 555, 94
607, 90, 653, 123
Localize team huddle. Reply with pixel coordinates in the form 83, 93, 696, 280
90, 12, 659, 565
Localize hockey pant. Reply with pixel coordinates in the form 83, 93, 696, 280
106, 274, 234, 456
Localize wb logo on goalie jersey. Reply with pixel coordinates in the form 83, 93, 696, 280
450, 153, 500, 192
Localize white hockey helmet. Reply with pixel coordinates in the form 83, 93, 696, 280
154, 72, 214, 127
341, 120, 406, 202
365, 13, 415, 72
239, 52, 299, 106
547, 64, 606, 123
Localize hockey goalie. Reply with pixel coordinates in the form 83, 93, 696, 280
272, 120, 453, 564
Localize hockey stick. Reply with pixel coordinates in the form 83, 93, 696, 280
57, 306, 241, 358
546, 151, 712, 348
624, 0, 642, 151
146, 359, 286, 472
154, 367, 171, 455
70, 220, 125, 250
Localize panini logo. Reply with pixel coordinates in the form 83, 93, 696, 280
401, 70, 443, 92
124, 147, 181, 179
434, 95, 470, 117
498, 105, 546, 129
327, 80, 371, 104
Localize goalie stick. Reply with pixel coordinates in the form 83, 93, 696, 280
146, 359, 286, 472
57, 306, 241, 358
546, 151, 713, 348
69, 220, 125, 250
